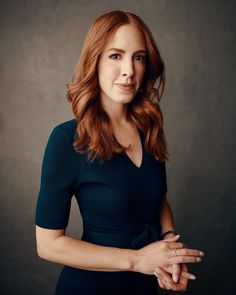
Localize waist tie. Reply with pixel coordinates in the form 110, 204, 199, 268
82, 221, 161, 250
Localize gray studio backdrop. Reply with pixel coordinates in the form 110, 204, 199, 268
0, 1, 235, 294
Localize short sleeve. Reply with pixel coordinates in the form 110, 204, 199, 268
35, 125, 78, 229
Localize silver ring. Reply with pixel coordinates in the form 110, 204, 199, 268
173, 248, 177, 256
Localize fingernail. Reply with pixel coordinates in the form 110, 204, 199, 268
197, 257, 201, 262
153, 271, 158, 277
190, 275, 196, 280
173, 275, 179, 283
200, 251, 205, 256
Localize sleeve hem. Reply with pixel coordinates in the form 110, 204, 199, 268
35, 222, 68, 230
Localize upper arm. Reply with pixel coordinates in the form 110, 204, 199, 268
35, 125, 78, 254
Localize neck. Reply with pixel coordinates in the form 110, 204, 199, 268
100, 96, 129, 127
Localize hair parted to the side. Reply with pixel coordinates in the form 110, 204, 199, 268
66, 10, 170, 164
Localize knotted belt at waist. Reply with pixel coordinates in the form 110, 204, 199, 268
82, 221, 161, 250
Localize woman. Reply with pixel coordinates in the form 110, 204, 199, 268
35, 10, 204, 294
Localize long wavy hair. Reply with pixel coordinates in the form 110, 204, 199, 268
66, 10, 170, 163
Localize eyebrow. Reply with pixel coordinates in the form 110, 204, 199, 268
106, 48, 146, 54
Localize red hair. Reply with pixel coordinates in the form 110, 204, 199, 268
66, 10, 170, 163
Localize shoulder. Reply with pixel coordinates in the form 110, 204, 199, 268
42, 119, 78, 166
51, 118, 77, 144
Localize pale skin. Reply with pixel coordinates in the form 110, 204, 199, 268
97, 23, 204, 290
35, 23, 204, 291
156, 195, 195, 291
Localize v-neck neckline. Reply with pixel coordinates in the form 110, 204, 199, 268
123, 128, 144, 169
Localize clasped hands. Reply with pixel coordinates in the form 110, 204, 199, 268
153, 234, 204, 292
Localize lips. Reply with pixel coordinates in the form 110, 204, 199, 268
115, 83, 135, 92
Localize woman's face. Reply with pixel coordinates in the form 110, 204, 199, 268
97, 24, 146, 105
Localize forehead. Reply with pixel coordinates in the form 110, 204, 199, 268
103, 24, 146, 51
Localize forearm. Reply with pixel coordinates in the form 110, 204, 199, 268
38, 234, 138, 272
159, 194, 175, 234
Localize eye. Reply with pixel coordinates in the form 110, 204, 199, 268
135, 55, 146, 63
109, 53, 121, 60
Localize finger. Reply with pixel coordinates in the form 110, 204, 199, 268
179, 263, 196, 280
154, 267, 175, 286
156, 274, 186, 292
157, 278, 167, 290
173, 265, 189, 292
167, 241, 185, 249
164, 234, 180, 241
159, 278, 172, 290
170, 256, 202, 264
154, 273, 165, 290
178, 269, 189, 290
156, 264, 196, 281
168, 248, 204, 261
181, 270, 196, 280
181, 263, 188, 271
154, 266, 190, 292
174, 248, 205, 257
154, 268, 174, 290
172, 264, 181, 283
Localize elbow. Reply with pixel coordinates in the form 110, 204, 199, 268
36, 242, 49, 260
35, 225, 65, 261
36, 238, 60, 261
35, 234, 55, 260
36, 237, 63, 261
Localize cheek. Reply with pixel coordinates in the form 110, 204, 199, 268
137, 64, 146, 76
137, 67, 146, 83
99, 69, 118, 91
100, 62, 119, 78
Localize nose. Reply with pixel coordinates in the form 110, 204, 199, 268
121, 58, 134, 78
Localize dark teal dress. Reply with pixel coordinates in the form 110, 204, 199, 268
35, 118, 167, 294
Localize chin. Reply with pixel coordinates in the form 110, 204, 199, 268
117, 95, 135, 103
